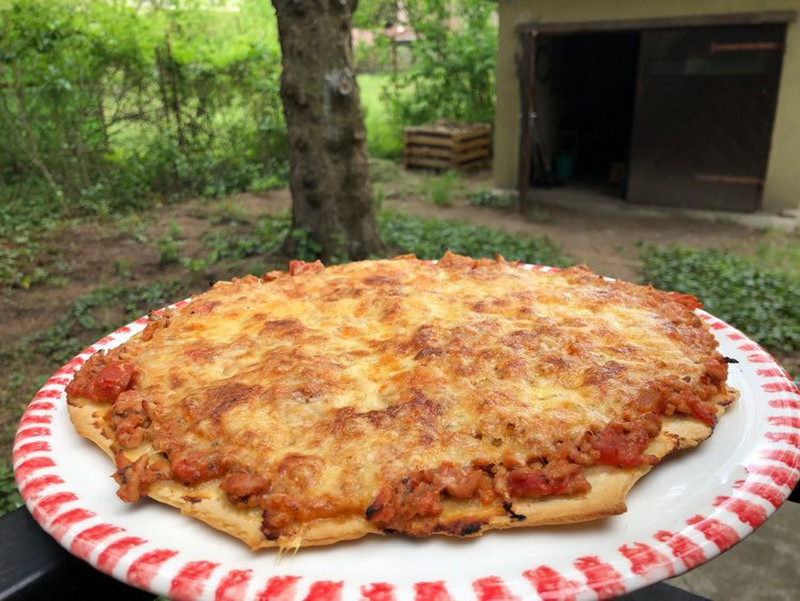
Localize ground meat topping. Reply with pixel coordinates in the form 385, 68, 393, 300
108, 391, 150, 449
220, 473, 271, 508
503, 461, 591, 498
590, 413, 661, 468
66, 354, 135, 403
114, 452, 170, 502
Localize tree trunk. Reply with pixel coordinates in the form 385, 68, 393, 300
272, 0, 384, 262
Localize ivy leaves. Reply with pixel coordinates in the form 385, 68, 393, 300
641, 246, 800, 353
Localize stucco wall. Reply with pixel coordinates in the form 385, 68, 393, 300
494, 0, 800, 212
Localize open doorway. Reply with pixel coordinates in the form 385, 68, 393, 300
522, 22, 787, 211
534, 31, 640, 196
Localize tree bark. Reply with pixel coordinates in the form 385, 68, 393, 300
272, 0, 384, 262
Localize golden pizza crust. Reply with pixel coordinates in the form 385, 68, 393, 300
65, 256, 738, 549
68, 387, 735, 549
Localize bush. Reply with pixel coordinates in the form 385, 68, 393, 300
385, 0, 496, 126
424, 171, 460, 207
640, 246, 800, 352
0, 0, 288, 217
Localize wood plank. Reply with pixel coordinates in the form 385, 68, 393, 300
695, 173, 764, 186
453, 137, 491, 153
404, 128, 454, 139
406, 146, 455, 159
405, 134, 456, 148
406, 138, 489, 157
454, 148, 491, 164
405, 124, 490, 135
454, 155, 491, 170
453, 131, 491, 144
517, 10, 797, 35
405, 123, 491, 170
710, 41, 784, 52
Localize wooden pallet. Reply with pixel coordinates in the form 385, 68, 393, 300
404, 123, 491, 170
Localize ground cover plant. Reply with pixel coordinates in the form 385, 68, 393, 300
641, 245, 800, 355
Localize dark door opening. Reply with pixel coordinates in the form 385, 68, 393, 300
523, 23, 787, 211
533, 31, 640, 195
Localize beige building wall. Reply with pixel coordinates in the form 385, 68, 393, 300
494, 0, 800, 212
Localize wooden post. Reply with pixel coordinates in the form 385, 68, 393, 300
516, 29, 537, 215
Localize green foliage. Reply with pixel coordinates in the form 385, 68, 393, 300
359, 73, 403, 159
379, 211, 569, 266
753, 232, 800, 279
424, 171, 460, 207
197, 216, 289, 267
4, 280, 192, 370
385, 0, 496, 126
188, 209, 569, 270
0, 460, 22, 514
0, 230, 46, 289
467, 188, 516, 211
354, 35, 393, 74
0, 0, 287, 226
640, 246, 800, 352
374, 183, 386, 210
156, 222, 185, 266
368, 157, 402, 183
353, 0, 398, 30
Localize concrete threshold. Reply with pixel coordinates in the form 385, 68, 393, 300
514, 185, 799, 232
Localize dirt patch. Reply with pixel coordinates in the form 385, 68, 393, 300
380, 189, 763, 282
0, 191, 290, 351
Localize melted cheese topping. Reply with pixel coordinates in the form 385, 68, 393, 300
106, 254, 724, 538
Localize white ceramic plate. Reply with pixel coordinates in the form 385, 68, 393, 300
14, 298, 800, 601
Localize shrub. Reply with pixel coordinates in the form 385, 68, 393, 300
640, 246, 800, 352
424, 171, 460, 207
385, 0, 496, 126
0, 0, 288, 218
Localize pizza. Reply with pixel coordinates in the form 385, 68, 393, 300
66, 252, 736, 549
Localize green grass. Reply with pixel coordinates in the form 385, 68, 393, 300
358, 73, 404, 159
752, 231, 800, 279
423, 171, 461, 207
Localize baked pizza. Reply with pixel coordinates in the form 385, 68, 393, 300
66, 252, 736, 549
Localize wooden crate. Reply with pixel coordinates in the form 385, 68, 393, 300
404, 122, 491, 170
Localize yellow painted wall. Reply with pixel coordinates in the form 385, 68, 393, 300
494, 0, 800, 212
